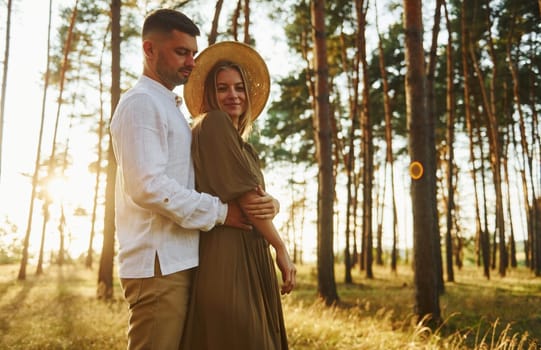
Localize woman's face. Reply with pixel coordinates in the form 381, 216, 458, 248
216, 68, 246, 125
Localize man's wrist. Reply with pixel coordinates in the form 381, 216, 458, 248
217, 202, 228, 225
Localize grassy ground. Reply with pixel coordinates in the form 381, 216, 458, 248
0, 262, 540, 349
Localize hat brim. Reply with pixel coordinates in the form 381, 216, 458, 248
183, 41, 270, 121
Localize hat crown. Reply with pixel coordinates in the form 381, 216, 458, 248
184, 41, 270, 121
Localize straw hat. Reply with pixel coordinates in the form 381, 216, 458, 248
184, 41, 270, 120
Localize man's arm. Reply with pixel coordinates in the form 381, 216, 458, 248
240, 185, 280, 220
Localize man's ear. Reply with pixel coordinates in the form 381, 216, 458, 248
143, 40, 154, 58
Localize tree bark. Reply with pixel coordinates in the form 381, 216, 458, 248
97, 0, 120, 299
425, 0, 444, 294
18, 0, 53, 281
403, 0, 441, 325
355, 0, 373, 279
311, 0, 338, 305
87, 22, 111, 269
443, 0, 455, 283
243, 0, 251, 44
460, 0, 489, 279
208, 0, 224, 45
375, 7, 399, 272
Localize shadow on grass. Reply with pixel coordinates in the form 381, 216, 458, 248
0, 277, 37, 342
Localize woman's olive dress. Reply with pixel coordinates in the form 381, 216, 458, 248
181, 110, 288, 350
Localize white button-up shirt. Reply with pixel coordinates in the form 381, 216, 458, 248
110, 75, 227, 278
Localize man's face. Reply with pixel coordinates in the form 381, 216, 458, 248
144, 30, 198, 90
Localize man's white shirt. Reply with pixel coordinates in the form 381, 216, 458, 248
110, 75, 227, 278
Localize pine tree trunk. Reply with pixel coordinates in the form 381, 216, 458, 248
443, 0, 455, 283
355, 0, 373, 279
18, 0, 54, 281
375, 10, 398, 272
209, 0, 224, 45
403, 0, 441, 325
460, 1, 489, 279
97, 0, 120, 299
426, 0, 444, 294
311, 0, 338, 305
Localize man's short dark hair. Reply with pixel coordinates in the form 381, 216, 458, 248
142, 9, 200, 38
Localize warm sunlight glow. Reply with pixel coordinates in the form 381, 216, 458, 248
44, 175, 69, 203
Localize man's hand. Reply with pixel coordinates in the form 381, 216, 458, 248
242, 185, 280, 220
223, 201, 252, 231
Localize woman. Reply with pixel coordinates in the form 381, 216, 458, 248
181, 41, 296, 349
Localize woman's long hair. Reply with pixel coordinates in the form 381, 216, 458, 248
201, 60, 254, 138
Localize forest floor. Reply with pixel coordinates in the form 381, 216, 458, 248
0, 262, 540, 349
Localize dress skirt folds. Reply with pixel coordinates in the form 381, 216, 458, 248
181, 111, 288, 350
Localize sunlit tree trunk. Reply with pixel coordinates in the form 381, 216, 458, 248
375, 171, 385, 266
354, 0, 373, 279
97, 0, 120, 299
425, 0, 444, 294
403, 0, 441, 325
375, 12, 398, 272
208, 0, 224, 45
18, 0, 54, 281
529, 55, 541, 275
507, 31, 537, 272
87, 23, 111, 269
232, 1, 240, 40
443, 0, 455, 283
338, 29, 359, 283
243, 0, 250, 44
35, 0, 79, 276
460, 1, 489, 279
469, 24, 506, 277
311, 0, 338, 305
502, 125, 517, 268
35, 206, 49, 275
0, 0, 12, 179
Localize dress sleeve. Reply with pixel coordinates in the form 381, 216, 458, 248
191, 110, 261, 202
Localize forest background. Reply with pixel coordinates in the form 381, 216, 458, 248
0, 0, 540, 348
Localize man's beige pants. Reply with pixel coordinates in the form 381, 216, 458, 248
120, 257, 194, 350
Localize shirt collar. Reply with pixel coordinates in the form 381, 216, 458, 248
139, 75, 182, 107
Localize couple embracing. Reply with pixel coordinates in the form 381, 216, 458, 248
110, 8, 296, 350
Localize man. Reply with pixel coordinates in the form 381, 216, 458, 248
110, 9, 277, 350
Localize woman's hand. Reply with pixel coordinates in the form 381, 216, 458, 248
275, 245, 296, 295
242, 185, 280, 220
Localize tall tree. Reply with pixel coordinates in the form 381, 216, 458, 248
87, 22, 111, 269
403, 0, 441, 325
443, 0, 455, 283
460, 0, 490, 279
375, 4, 399, 272
208, 0, 224, 44
97, 0, 120, 299
0, 0, 12, 179
311, 0, 338, 305
356, 0, 374, 279
425, 0, 444, 294
468, 3, 506, 276
18, 0, 54, 281
243, 0, 251, 44
36, 0, 80, 275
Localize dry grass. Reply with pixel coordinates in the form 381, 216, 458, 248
0, 263, 539, 349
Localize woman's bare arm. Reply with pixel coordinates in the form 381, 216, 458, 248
238, 189, 296, 294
